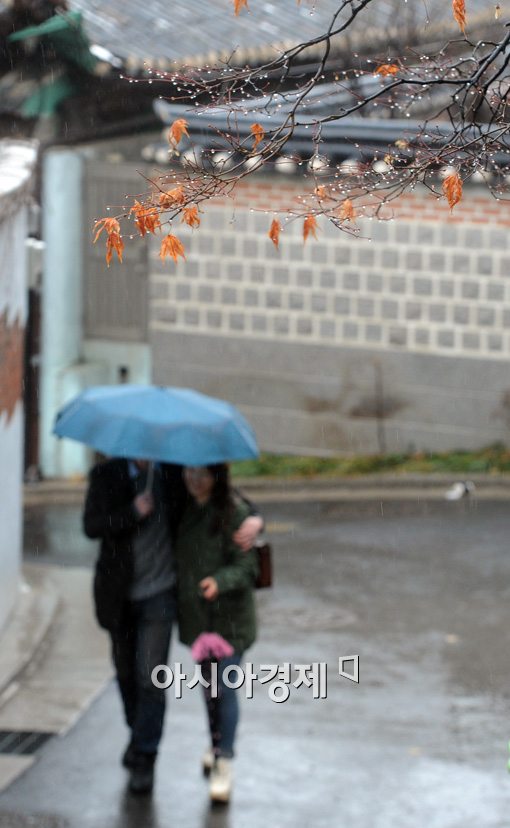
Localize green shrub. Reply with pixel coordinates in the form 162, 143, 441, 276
231, 445, 510, 478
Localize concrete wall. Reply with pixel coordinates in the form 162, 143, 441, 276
0, 141, 36, 633
40, 150, 152, 478
149, 177, 510, 455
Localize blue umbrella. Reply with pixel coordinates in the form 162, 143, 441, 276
53, 385, 259, 465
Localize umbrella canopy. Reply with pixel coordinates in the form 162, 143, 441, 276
53, 384, 259, 465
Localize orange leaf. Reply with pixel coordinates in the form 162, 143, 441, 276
442, 172, 463, 211
375, 64, 399, 77
268, 218, 282, 249
160, 234, 186, 263
93, 217, 124, 266
233, 0, 248, 14
105, 233, 124, 267
339, 198, 356, 221
315, 185, 327, 199
159, 186, 185, 209
129, 200, 161, 237
93, 217, 121, 243
168, 119, 189, 147
452, 0, 466, 33
303, 215, 318, 243
181, 205, 201, 229
250, 123, 265, 150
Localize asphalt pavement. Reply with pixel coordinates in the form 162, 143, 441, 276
1, 494, 510, 827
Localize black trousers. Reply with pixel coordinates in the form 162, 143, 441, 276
110, 587, 176, 755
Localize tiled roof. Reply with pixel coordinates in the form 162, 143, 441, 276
54, 0, 493, 70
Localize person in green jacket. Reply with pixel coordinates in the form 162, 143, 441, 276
175, 463, 258, 804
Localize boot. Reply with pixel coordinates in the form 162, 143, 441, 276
209, 757, 232, 804
128, 752, 156, 795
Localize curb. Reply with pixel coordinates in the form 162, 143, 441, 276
235, 471, 510, 490
236, 473, 510, 502
24, 479, 87, 507
0, 564, 60, 703
24, 472, 510, 505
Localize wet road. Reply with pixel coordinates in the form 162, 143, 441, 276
3, 495, 510, 826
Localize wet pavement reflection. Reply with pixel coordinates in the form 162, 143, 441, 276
24, 503, 97, 568
2, 495, 510, 826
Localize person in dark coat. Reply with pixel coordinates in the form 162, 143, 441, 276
83, 457, 262, 795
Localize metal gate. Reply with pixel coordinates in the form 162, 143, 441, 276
83, 160, 149, 343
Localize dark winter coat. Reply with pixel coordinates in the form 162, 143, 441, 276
83, 458, 186, 630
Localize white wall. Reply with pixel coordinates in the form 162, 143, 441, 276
0, 406, 24, 632
39, 149, 84, 478
0, 141, 36, 634
39, 149, 152, 478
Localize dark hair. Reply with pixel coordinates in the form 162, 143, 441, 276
207, 463, 235, 535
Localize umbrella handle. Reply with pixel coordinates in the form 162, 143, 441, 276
144, 461, 155, 494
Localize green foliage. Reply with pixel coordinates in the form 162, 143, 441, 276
231, 444, 510, 479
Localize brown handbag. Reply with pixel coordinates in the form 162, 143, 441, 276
254, 539, 273, 589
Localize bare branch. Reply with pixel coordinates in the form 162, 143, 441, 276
94, 1, 510, 262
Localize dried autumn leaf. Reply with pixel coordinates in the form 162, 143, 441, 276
93, 216, 121, 243
442, 171, 463, 211
452, 0, 466, 33
268, 218, 282, 248
375, 64, 399, 77
233, 0, 248, 14
339, 199, 356, 222
315, 185, 327, 199
143, 214, 160, 235
168, 118, 189, 147
130, 200, 161, 237
250, 123, 265, 150
303, 215, 318, 243
395, 139, 409, 150
160, 234, 186, 263
93, 217, 124, 266
105, 233, 124, 267
159, 186, 186, 209
182, 205, 201, 229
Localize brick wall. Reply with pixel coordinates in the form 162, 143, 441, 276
149, 176, 510, 455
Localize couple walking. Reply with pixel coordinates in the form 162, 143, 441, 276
83, 457, 262, 801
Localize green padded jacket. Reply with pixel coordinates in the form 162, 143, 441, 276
175, 497, 257, 654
